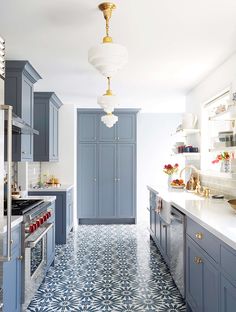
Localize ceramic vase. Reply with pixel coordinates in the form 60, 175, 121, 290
220, 160, 231, 173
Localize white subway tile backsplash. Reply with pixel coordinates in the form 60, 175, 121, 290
28, 162, 41, 188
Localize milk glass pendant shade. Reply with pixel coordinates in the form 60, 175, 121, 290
101, 113, 118, 128
97, 77, 119, 113
88, 43, 128, 77
88, 2, 128, 77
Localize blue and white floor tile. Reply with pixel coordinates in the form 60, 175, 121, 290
27, 225, 186, 311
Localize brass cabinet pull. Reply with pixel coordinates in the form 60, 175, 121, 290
10, 240, 13, 245
194, 256, 203, 264
18, 255, 23, 261
195, 232, 203, 240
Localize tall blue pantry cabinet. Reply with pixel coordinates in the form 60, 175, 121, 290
77, 109, 138, 224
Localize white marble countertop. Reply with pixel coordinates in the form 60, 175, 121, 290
25, 195, 56, 203
28, 184, 73, 192
0, 216, 23, 234
147, 184, 236, 250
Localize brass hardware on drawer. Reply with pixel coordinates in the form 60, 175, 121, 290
194, 256, 203, 264
10, 240, 13, 245
18, 255, 23, 261
195, 232, 203, 240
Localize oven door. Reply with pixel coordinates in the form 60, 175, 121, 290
23, 223, 53, 310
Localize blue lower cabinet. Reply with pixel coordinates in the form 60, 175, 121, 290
186, 237, 219, 312
220, 275, 236, 312
28, 191, 73, 244
3, 225, 22, 312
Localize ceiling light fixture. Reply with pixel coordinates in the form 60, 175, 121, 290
101, 112, 118, 128
88, 2, 128, 77
97, 77, 119, 113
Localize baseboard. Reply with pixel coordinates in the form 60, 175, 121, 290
78, 218, 136, 225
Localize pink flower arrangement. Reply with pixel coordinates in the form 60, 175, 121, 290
212, 152, 232, 164
163, 163, 179, 175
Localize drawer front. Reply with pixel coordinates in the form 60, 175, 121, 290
220, 244, 236, 283
187, 217, 220, 262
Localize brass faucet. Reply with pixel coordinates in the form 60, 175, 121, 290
179, 165, 211, 198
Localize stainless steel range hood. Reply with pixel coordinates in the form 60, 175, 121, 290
5, 112, 39, 135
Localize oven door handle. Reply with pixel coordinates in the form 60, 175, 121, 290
26, 223, 53, 248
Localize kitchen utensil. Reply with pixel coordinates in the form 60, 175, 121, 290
228, 199, 236, 212
182, 113, 197, 129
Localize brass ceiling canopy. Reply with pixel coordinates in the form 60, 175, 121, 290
98, 2, 116, 43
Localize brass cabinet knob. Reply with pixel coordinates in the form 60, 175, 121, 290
10, 240, 14, 245
18, 255, 23, 261
195, 232, 203, 240
194, 256, 203, 264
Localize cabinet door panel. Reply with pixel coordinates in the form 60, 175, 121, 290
99, 116, 116, 141
53, 106, 59, 160
160, 219, 167, 255
116, 144, 135, 218
117, 114, 136, 142
203, 259, 219, 312
221, 275, 236, 312
98, 144, 116, 218
155, 212, 161, 244
78, 144, 97, 218
21, 78, 33, 160
3, 249, 21, 312
47, 224, 55, 267
78, 114, 97, 142
186, 238, 203, 312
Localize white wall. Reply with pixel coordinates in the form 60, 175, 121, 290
137, 113, 182, 226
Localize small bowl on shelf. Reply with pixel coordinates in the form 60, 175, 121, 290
227, 199, 236, 213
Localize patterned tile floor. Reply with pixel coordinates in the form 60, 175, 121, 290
27, 225, 186, 312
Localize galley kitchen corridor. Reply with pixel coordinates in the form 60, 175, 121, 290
26, 224, 186, 312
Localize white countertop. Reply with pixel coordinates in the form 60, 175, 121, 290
148, 184, 236, 250
28, 184, 73, 192
0, 216, 23, 234
26, 195, 56, 203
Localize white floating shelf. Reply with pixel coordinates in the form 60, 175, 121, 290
209, 105, 236, 121
209, 146, 236, 152
172, 129, 200, 136
171, 153, 201, 159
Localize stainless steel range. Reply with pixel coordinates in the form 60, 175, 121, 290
5, 199, 54, 310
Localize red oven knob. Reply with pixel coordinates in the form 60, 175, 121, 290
43, 215, 47, 222
40, 217, 44, 225
36, 220, 40, 228
47, 212, 51, 219
29, 224, 35, 233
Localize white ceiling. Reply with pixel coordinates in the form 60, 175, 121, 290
1, 0, 236, 112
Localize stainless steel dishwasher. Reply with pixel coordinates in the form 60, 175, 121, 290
169, 206, 185, 298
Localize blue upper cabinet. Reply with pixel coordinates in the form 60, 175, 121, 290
116, 113, 136, 142
99, 117, 116, 141
5, 60, 41, 161
78, 113, 98, 142
33, 92, 63, 161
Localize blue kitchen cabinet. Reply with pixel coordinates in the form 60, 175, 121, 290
116, 113, 136, 142
98, 144, 116, 218
5, 60, 41, 161
46, 202, 55, 269
3, 224, 22, 312
116, 144, 135, 218
220, 275, 236, 312
77, 109, 138, 224
186, 236, 219, 312
29, 190, 73, 244
149, 190, 156, 236
78, 113, 98, 142
78, 144, 97, 218
33, 92, 63, 161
